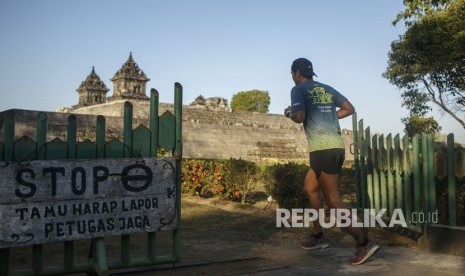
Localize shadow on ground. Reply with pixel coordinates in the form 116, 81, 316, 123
114, 197, 465, 275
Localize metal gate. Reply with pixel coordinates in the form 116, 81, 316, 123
352, 114, 464, 231
0, 83, 182, 276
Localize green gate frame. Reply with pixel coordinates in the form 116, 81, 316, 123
0, 83, 183, 276
352, 113, 462, 232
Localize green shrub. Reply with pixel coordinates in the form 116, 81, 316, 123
181, 158, 258, 202
181, 159, 226, 197
263, 162, 310, 209
224, 158, 258, 203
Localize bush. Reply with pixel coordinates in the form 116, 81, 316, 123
224, 158, 258, 203
181, 158, 259, 203
263, 162, 310, 209
181, 159, 226, 197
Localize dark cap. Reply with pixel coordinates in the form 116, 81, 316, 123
291, 58, 317, 78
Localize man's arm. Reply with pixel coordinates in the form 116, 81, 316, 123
285, 107, 305, 123
337, 100, 355, 119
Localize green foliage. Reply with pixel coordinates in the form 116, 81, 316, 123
181, 159, 226, 198
401, 90, 431, 117
182, 159, 358, 209
230, 90, 270, 113
400, 90, 442, 138
402, 115, 442, 138
181, 158, 259, 202
393, 0, 451, 26
224, 158, 259, 203
263, 162, 309, 209
385, 0, 465, 129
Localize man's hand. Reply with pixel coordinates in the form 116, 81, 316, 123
284, 106, 305, 123
284, 106, 292, 118
337, 100, 355, 119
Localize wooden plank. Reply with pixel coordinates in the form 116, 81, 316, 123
421, 133, 430, 214
365, 127, 374, 209
47, 138, 67, 160
386, 134, 394, 216
358, 120, 367, 208
133, 125, 151, 158
394, 134, 403, 210
159, 111, 175, 151
372, 134, 380, 212
150, 88, 159, 157
447, 134, 456, 226
352, 114, 361, 208
14, 136, 36, 162
0, 157, 177, 248
403, 135, 412, 225
412, 135, 421, 229
379, 135, 387, 212
0, 142, 4, 161
76, 139, 96, 159
105, 139, 124, 158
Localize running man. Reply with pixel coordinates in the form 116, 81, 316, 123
284, 57, 379, 265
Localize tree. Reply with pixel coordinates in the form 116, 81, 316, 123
230, 90, 270, 113
402, 116, 442, 138
384, 0, 465, 130
401, 89, 442, 138
393, 0, 451, 27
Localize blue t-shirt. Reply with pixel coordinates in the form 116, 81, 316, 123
290, 80, 347, 152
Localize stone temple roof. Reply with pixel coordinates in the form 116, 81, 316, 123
76, 67, 109, 92
111, 52, 150, 82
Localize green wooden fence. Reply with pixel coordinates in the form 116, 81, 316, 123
353, 114, 465, 232
0, 83, 183, 276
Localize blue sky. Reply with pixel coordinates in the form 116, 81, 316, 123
1, 0, 464, 143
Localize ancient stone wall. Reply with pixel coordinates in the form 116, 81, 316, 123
1, 102, 355, 162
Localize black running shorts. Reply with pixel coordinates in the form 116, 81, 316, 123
309, 148, 345, 178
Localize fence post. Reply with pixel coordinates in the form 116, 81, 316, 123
365, 127, 373, 209
148, 89, 159, 262
421, 133, 430, 214
386, 134, 394, 216
379, 135, 387, 213
427, 134, 436, 218
33, 112, 47, 273
372, 134, 380, 212
0, 110, 14, 276
150, 88, 159, 157
173, 82, 183, 262
402, 135, 412, 223
94, 115, 109, 276
412, 135, 421, 229
447, 134, 456, 226
394, 134, 403, 210
352, 113, 361, 208
63, 115, 77, 271
358, 120, 367, 208
121, 102, 133, 266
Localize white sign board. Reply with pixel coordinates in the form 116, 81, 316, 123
0, 158, 177, 248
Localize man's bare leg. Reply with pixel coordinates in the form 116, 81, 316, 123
318, 171, 365, 244
304, 168, 323, 234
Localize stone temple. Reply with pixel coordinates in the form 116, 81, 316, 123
73, 53, 150, 109
70, 53, 230, 114
52, 53, 352, 162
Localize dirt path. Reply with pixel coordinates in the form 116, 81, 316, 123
8, 196, 464, 275
112, 197, 464, 275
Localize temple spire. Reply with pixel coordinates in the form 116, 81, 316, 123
109, 52, 150, 101
74, 67, 109, 107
